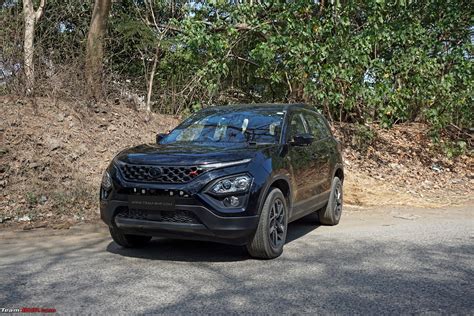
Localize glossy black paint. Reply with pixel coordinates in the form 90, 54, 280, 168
100, 104, 343, 245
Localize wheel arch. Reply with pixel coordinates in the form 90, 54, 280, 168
257, 175, 292, 216
269, 178, 291, 207
333, 164, 344, 183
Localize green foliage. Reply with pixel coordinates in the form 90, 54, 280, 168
2, 0, 472, 137
440, 140, 468, 158
352, 124, 377, 154
161, 0, 473, 133
26, 191, 38, 207
108, 1, 158, 77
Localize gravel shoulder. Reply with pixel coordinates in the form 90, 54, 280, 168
1, 204, 472, 314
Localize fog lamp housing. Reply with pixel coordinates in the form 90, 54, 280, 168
223, 196, 240, 207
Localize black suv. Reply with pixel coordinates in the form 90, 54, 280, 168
100, 104, 344, 259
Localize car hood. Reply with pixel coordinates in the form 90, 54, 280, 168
114, 143, 278, 165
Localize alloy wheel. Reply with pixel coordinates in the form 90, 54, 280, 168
334, 183, 343, 217
269, 198, 286, 248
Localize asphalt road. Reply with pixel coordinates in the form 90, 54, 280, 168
1, 205, 473, 314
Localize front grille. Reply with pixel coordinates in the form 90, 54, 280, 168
118, 163, 206, 183
116, 207, 201, 224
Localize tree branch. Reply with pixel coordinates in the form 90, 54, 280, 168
229, 54, 259, 67
146, 22, 183, 34
35, 0, 46, 21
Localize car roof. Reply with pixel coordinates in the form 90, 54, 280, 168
202, 103, 313, 112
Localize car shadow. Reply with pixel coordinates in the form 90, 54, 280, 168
106, 213, 320, 262
286, 213, 321, 243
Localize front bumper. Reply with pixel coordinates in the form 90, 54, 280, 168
100, 199, 259, 246
100, 157, 272, 246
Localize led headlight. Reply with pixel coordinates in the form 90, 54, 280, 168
101, 171, 112, 191
210, 175, 252, 195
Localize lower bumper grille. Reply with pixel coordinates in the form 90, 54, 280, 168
116, 207, 201, 224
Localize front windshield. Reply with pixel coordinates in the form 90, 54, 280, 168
161, 108, 285, 144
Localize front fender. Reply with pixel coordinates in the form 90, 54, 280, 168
256, 171, 293, 218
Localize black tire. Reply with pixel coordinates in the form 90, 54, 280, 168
246, 188, 288, 259
109, 226, 152, 248
318, 177, 343, 226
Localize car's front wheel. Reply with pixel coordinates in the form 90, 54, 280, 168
109, 226, 152, 248
247, 188, 288, 259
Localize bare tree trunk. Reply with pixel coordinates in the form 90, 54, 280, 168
85, 0, 112, 101
144, 2, 170, 113
146, 48, 159, 112
23, 0, 45, 96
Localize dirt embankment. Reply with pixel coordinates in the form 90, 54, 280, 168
0, 97, 178, 229
334, 124, 473, 208
0, 96, 472, 229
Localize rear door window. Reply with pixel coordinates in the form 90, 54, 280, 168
304, 111, 330, 141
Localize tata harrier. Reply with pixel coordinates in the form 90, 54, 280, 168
100, 104, 344, 259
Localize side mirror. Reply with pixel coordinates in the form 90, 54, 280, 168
291, 133, 314, 146
156, 133, 167, 144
